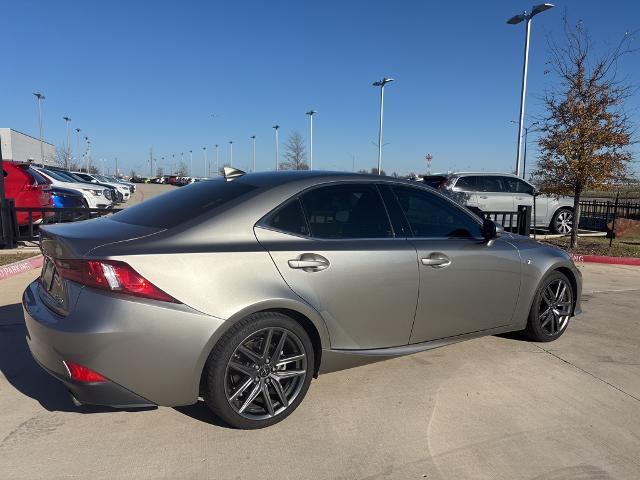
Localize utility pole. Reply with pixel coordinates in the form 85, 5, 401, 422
76, 128, 81, 168
229, 141, 234, 167
215, 144, 219, 175
149, 147, 153, 177
426, 153, 433, 175
189, 150, 193, 176
115, 157, 119, 177
372, 78, 394, 175
84, 136, 90, 172
33, 92, 46, 164
202, 147, 207, 177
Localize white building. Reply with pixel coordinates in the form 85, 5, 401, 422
0, 128, 56, 165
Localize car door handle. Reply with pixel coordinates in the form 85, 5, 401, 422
287, 257, 330, 271
479, 195, 489, 199
421, 254, 451, 268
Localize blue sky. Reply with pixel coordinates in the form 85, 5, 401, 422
2, 0, 639, 177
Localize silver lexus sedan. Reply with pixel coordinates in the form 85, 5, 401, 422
23, 170, 582, 429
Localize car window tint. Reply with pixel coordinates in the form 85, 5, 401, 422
28, 168, 50, 185
301, 184, 392, 239
478, 176, 505, 193
267, 198, 309, 236
111, 179, 260, 228
454, 176, 479, 191
503, 177, 534, 195
392, 186, 482, 239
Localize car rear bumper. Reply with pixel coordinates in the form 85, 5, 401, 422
22, 279, 226, 407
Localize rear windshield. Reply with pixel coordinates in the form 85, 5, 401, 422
111, 179, 260, 228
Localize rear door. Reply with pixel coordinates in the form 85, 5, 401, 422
502, 176, 546, 226
475, 176, 513, 214
255, 182, 419, 350
388, 185, 521, 343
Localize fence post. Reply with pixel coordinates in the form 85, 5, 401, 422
517, 204, 531, 237
609, 192, 619, 248
0, 198, 16, 249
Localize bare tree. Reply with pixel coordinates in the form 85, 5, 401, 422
533, 18, 636, 248
156, 166, 164, 177
175, 161, 188, 176
280, 131, 309, 170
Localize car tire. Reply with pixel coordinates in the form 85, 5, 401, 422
524, 271, 574, 342
550, 207, 573, 234
203, 312, 314, 429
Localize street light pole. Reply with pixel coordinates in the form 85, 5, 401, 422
189, 150, 193, 176
306, 110, 316, 169
84, 136, 90, 172
272, 125, 280, 171
250, 136, 256, 172
63, 116, 72, 170
215, 144, 219, 175
75, 128, 81, 168
202, 147, 207, 177
372, 78, 394, 175
229, 141, 233, 167
33, 92, 45, 165
507, 3, 554, 177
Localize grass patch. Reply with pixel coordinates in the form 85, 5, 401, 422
0, 252, 40, 266
543, 236, 640, 258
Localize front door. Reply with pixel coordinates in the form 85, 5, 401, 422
255, 182, 419, 350
389, 185, 522, 343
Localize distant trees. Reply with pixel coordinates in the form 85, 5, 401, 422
280, 131, 309, 170
175, 161, 188, 176
533, 18, 636, 248
156, 167, 164, 177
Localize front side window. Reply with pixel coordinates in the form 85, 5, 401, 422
478, 176, 505, 193
392, 186, 482, 239
454, 176, 479, 191
300, 184, 392, 239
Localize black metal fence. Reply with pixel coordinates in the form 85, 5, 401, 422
578, 198, 640, 231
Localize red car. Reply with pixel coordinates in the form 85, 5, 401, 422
2, 161, 53, 226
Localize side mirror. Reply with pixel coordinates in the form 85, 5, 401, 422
482, 218, 503, 241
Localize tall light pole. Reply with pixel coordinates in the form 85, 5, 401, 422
171, 153, 175, 175
33, 92, 45, 165
250, 135, 256, 172
75, 128, 81, 168
229, 141, 233, 167
372, 78, 394, 175
272, 125, 280, 171
214, 144, 219, 175
63, 116, 72, 169
189, 150, 193, 176
180, 152, 184, 174
305, 110, 316, 169
511, 120, 540, 180
202, 147, 207, 177
84, 136, 90, 172
507, 3, 554, 177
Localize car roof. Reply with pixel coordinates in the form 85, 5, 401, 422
432, 172, 522, 178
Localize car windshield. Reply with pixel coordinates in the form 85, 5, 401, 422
111, 178, 260, 228
39, 168, 72, 182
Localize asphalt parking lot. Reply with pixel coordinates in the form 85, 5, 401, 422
1, 188, 639, 479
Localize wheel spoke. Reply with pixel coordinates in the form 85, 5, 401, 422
238, 382, 262, 413
271, 378, 288, 408
540, 311, 553, 328
229, 377, 254, 402
262, 383, 275, 416
238, 345, 261, 364
543, 287, 555, 306
277, 353, 305, 367
261, 328, 274, 360
271, 331, 288, 364
229, 361, 254, 377
273, 369, 305, 379
555, 283, 567, 302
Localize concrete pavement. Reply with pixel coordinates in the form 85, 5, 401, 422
0, 263, 639, 479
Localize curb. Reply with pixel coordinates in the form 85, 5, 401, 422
0, 255, 43, 281
570, 254, 640, 266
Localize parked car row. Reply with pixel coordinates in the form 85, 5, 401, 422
1, 161, 136, 227
152, 175, 199, 185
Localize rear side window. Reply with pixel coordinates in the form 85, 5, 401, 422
392, 186, 482, 239
267, 199, 309, 236
111, 179, 259, 228
478, 176, 505, 193
301, 184, 392, 239
503, 177, 535, 195
454, 176, 479, 191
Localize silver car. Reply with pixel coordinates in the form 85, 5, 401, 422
423, 172, 575, 234
23, 170, 582, 429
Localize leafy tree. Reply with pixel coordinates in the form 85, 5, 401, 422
533, 18, 636, 248
280, 131, 309, 170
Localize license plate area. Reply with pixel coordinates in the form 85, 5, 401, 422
40, 256, 68, 313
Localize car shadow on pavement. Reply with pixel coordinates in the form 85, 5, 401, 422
0, 303, 153, 415
174, 402, 230, 428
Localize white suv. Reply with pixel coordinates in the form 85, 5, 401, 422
34, 167, 113, 209
423, 172, 575, 234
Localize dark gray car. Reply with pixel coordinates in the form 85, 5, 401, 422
23, 171, 581, 429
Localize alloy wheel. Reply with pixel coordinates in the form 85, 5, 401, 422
224, 327, 307, 420
538, 278, 572, 336
554, 210, 573, 234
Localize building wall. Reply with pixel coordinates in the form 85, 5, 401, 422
0, 128, 56, 165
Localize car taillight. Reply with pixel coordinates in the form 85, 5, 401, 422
55, 259, 179, 303
64, 361, 106, 383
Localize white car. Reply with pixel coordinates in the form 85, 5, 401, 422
73, 172, 131, 202
34, 167, 113, 209
423, 172, 575, 234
